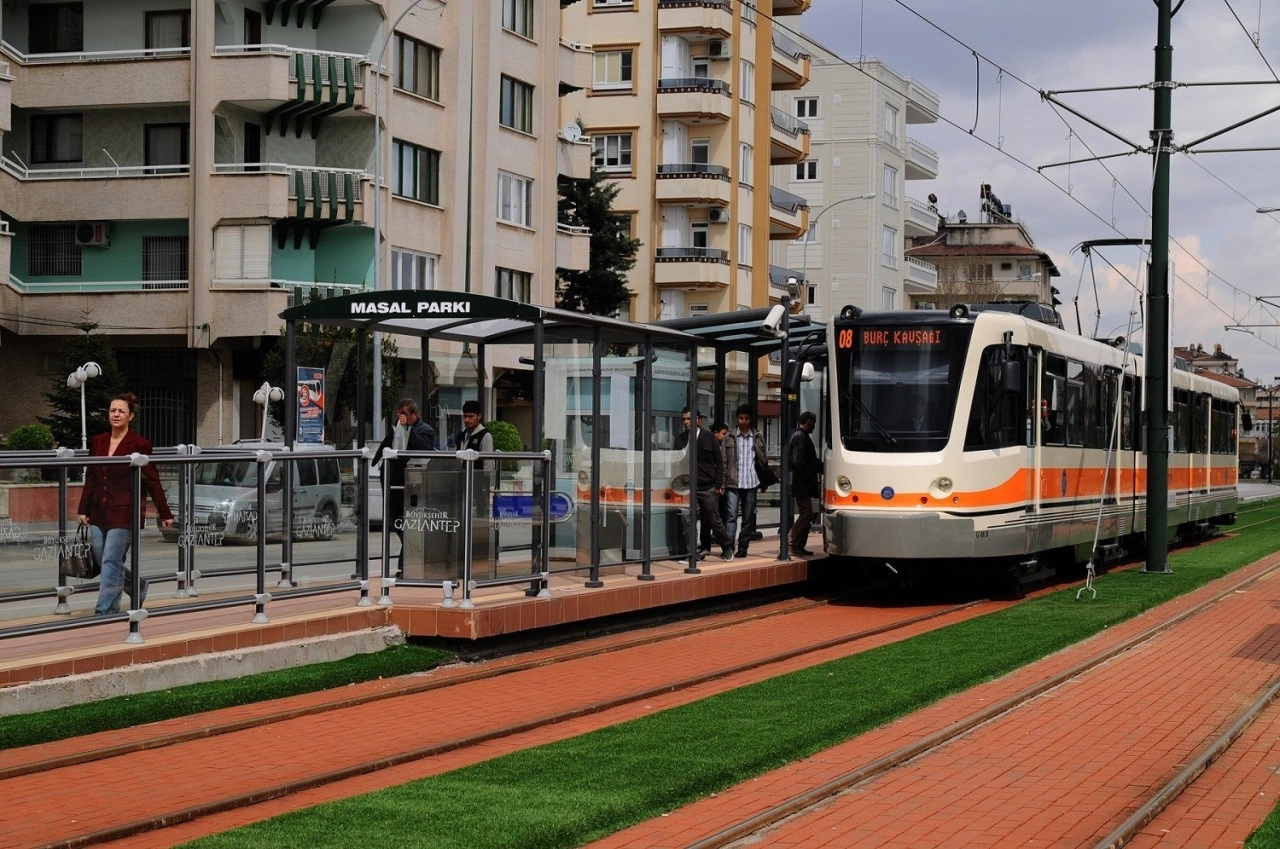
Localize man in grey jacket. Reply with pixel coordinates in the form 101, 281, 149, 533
722, 404, 769, 558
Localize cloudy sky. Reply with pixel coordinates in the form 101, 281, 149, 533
788, 0, 1280, 383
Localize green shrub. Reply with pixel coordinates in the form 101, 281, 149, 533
5, 423, 55, 451
484, 419, 524, 473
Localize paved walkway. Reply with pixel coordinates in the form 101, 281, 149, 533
589, 550, 1280, 848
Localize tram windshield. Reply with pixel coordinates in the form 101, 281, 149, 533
832, 321, 973, 452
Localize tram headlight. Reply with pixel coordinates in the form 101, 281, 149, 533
671, 473, 690, 495
930, 476, 954, 498
836, 475, 853, 495
577, 470, 589, 487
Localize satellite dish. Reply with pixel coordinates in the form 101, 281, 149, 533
562, 123, 582, 142
957, 209, 968, 223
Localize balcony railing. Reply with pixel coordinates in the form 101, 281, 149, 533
769, 106, 810, 137
771, 31, 811, 60
0, 41, 190, 64
213, 43, 365, 87
2, 157, 189, 179
658, 0, 731, 8
769, 185, 809, 213
9, 274, 188, 293
656, 77, 731, 94
655, 247, 729, 261
556, 222, 591, 236
213, 162, 367, 202
657, 163, 730, 178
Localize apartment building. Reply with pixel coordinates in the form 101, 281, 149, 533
560, 0, 812, 326
769, 56, 940, 321
0, 0, 589, 445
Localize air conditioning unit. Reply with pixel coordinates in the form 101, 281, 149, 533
707, 207, 729, 224
708, 39, 730, 59
75, 222, 111, 247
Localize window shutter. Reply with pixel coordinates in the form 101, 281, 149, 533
215, 225, 270, 280
242, 225, 269, 279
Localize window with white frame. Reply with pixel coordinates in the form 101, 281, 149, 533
500, 76, 534, 133
142, 235, 189, 282
739, 59, 755, 102
883, 102, 899, 147
501, 0, 533, 38
593, 133, 633, 172
741, 1, 756, 25
881, 286, 896, 310
28, 224, 80, 276
497, 171, 533, 226
795, 223, 817, 244
807, 283, 816, 305
739, 142, 753, 183
737, 223, 751, 265
395, 34, 440, 100
882, 164, 899, 208
31, 113, 82, 164
391, 248, 438, 290
496, 267, 531, 301
693, 57, 709, 79
593, 50, 633, 91
796, 96, 818, 119
795, 160, 818, 181
881, 225, 898, 268
213, 225, 270, 281
691, 138, 710, 165
392, 139, 440, 204
691, 222, 709, 249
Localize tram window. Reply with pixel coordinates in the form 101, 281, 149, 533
1172, 389, 1190, 453
1042, 374, 1066, 445
1065, 381, 1084, 446
964, 344, 1027, 452
1121, 381, 1134, 451
1210, 398, 1233, 454
1192, 394, 1210, 454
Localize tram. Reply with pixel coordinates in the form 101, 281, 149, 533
823, 302, 1240, 583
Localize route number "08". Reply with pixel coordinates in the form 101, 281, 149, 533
837, 328, 854, 349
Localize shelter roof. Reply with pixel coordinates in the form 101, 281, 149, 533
655, 307, 826, 355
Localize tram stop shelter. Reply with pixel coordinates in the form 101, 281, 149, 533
278, 290, 749, 596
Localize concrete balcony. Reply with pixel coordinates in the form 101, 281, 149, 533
0, 159, 189, 221
772, 0, 812, 14
903, 256, 939, 294
906, 77, 940, 124
558, 133, 591, 181
0, 65, 10, 132
656, 164, 732, 205
654, 247, 730, 290
1, 44, 190, 108
559, 38, 593, 95
769, 106, 809, 164
657, 0, 734, 38
905, 137, 939, 180
1, 274, 190, 338
556, 223, 591, 272
656, 78, 732, 123
905, 196, 941, 239
768, 185, 809, 239
210, 163, 370, 225
211, 45, 368, 116
770, 31, 811, 90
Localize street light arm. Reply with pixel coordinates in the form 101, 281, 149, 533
800, 193, 875, 318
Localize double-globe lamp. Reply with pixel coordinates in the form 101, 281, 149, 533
66, 362, 101, 450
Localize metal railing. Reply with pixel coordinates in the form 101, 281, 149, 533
771, 31, 811, 60
212, 162, 368, 202
1, 157, 189, 180
769, 185, 810, 213
769, 106, 810, 137
0, 41, 190, 64
8, 274, 189, 294
212, 43, 366, 87
657, 162, 730, 178
656, 77, 731, 94
655, 246, 729, 261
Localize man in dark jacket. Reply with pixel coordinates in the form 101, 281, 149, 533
372, 398, 436, 574
787, 411, 821, 556
681, 408, 733, 561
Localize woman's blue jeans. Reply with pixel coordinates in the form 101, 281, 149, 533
90, 526, 146, 615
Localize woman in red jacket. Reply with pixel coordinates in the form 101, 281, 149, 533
76, 393, 174, 615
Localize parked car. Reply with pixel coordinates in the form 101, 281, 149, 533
161, 444, 343, 543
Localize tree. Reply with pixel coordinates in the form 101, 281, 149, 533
929, 255, 1000, 309
555, 169, 642, 316
39, 324, 126, 449
262, 294, 402, 446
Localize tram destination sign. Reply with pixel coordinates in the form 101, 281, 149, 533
859, 328, 944, 348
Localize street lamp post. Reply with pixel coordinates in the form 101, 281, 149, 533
252, 382, 284, 442
66, 362, 102, 450
801, 193, 875, 318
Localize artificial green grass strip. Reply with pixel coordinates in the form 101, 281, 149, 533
0, 643, 452, 751
185, 503, 1280, 849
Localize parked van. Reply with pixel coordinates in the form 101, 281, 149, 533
161, 444, 344, 544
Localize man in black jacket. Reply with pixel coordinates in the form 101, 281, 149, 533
680, 408, 733, 562
787, 411, 821, 556
372, 398, 436, 574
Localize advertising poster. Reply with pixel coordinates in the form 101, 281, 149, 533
297, 366, 325, 445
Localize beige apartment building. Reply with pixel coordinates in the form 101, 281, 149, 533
0, 0, 589, 446
768, 56, 941, 321
560, 0, 812, 325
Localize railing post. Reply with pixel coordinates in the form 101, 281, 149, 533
459, 449, 477, 609
124, 459, 146, 644
253, 449, 271, 624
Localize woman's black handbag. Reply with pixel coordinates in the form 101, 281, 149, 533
755, 459, 780, 490
60, 524, 99, 580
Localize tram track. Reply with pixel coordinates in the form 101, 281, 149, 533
8, 589, 999, 849
687, 556, 1280, 849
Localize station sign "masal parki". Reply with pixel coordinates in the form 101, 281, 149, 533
350, 300, 471, 315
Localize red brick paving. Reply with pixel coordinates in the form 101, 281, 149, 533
588, 551, 1280, 848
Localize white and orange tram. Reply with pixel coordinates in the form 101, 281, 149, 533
822, 302, 1240, 581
